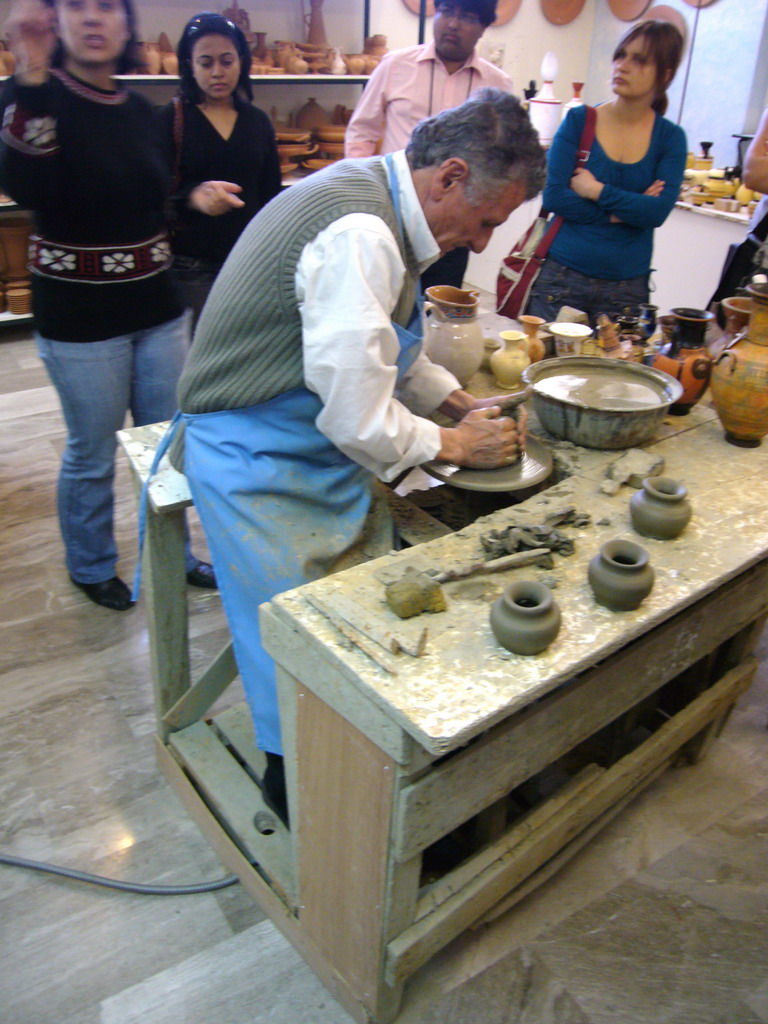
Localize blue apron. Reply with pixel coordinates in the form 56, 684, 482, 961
182, 155, 423, 754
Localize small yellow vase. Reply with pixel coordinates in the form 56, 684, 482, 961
491, 330, 530, 390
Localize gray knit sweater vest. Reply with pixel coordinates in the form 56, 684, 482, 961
177, 157, 420, 415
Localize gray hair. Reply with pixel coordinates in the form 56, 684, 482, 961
406, 88, 546, 205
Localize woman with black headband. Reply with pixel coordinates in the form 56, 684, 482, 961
159, 13, 281, 328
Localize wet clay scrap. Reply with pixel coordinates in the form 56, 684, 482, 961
386, 568, 447, 620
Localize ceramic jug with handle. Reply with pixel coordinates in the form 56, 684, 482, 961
423, 285, 484, 387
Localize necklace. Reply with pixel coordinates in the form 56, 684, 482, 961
428, 61, 475, 117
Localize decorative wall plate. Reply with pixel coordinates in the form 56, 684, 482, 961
401, 0, 522, 27
607, 0, 651, 19
540, 0, 587, 26
643, 4, 688, 42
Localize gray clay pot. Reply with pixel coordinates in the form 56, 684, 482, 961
490, 580, 561, 655
630, 476, 692, 540
588, 538, 654, 611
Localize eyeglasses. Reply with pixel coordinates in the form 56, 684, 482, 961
435, 4, 483, 28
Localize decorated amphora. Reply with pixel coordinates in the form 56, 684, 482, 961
710, 283, 768, 446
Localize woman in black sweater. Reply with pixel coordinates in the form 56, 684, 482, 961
0, 0, 214, 610
159, 13, 282, 327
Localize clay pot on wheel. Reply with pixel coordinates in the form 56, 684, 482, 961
630, 476, 691, 540
710, 283, 768, 446
588, 538, 654, 611
490, 580, 561, 655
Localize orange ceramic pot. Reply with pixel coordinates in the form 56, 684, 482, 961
719, 295, 752, 338
651, 346, 712, 415
518, 314, 546, 362
651, 307, 714, 415
710, 283, 768, 447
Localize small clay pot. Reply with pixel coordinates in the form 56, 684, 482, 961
344, 54, 366, 75
630, 476, 691, 540
161, 53, 179, 76
518, 314, 546, 362
489, 580, 561, 655
588, 538, 654, 611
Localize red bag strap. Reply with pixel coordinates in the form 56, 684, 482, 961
171, 96, 184, 191
533, 105, 597, 261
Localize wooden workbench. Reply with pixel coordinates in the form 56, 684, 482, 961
120, 399, 768, 1024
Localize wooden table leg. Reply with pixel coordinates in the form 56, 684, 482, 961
143, 505, 191, 740
292, 683, 414, 1024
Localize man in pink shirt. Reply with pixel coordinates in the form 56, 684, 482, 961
345, 0, 513, 289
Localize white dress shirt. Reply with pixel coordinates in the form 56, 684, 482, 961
295, 150, 461, 482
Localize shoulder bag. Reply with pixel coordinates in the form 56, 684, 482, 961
496, 105, 597, 321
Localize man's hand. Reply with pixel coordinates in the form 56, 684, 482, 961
437, 405, 526, 469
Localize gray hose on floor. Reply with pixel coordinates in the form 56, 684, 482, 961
0, 852, 239, 895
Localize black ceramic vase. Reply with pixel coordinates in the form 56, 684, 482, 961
588, 539, 654, 611
630, 476, 692, 540
489, 580, 561, 655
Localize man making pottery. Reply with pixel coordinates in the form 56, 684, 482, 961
171, 89, 545, 824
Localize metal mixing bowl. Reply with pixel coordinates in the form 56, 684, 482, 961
522, 357, 683, 449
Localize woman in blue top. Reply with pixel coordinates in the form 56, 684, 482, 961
526, 20, 686, 326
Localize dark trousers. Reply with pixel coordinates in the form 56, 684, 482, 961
421, 247, 470, 292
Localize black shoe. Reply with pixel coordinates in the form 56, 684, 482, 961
70, 575, 134, 611
186, 561, 217, 589
259, 752, 289, 828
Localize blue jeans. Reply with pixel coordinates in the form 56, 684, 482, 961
171, 255, 222, 333
526, 258, 650, 328
37, 313, 197, 582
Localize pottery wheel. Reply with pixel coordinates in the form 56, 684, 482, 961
421, 435, 553, 493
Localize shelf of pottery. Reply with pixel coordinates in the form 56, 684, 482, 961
0, 200, 32, 327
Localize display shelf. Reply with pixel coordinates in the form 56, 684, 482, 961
0, 310, 33, 326
119, 74, 370, 85
1, 74, 369, 84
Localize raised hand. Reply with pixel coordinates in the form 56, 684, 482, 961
5, 0, 57, 84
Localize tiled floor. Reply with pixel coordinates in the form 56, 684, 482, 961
1, 326, 767, 1024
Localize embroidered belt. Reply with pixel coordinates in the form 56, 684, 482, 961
29, 232, 172, 283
